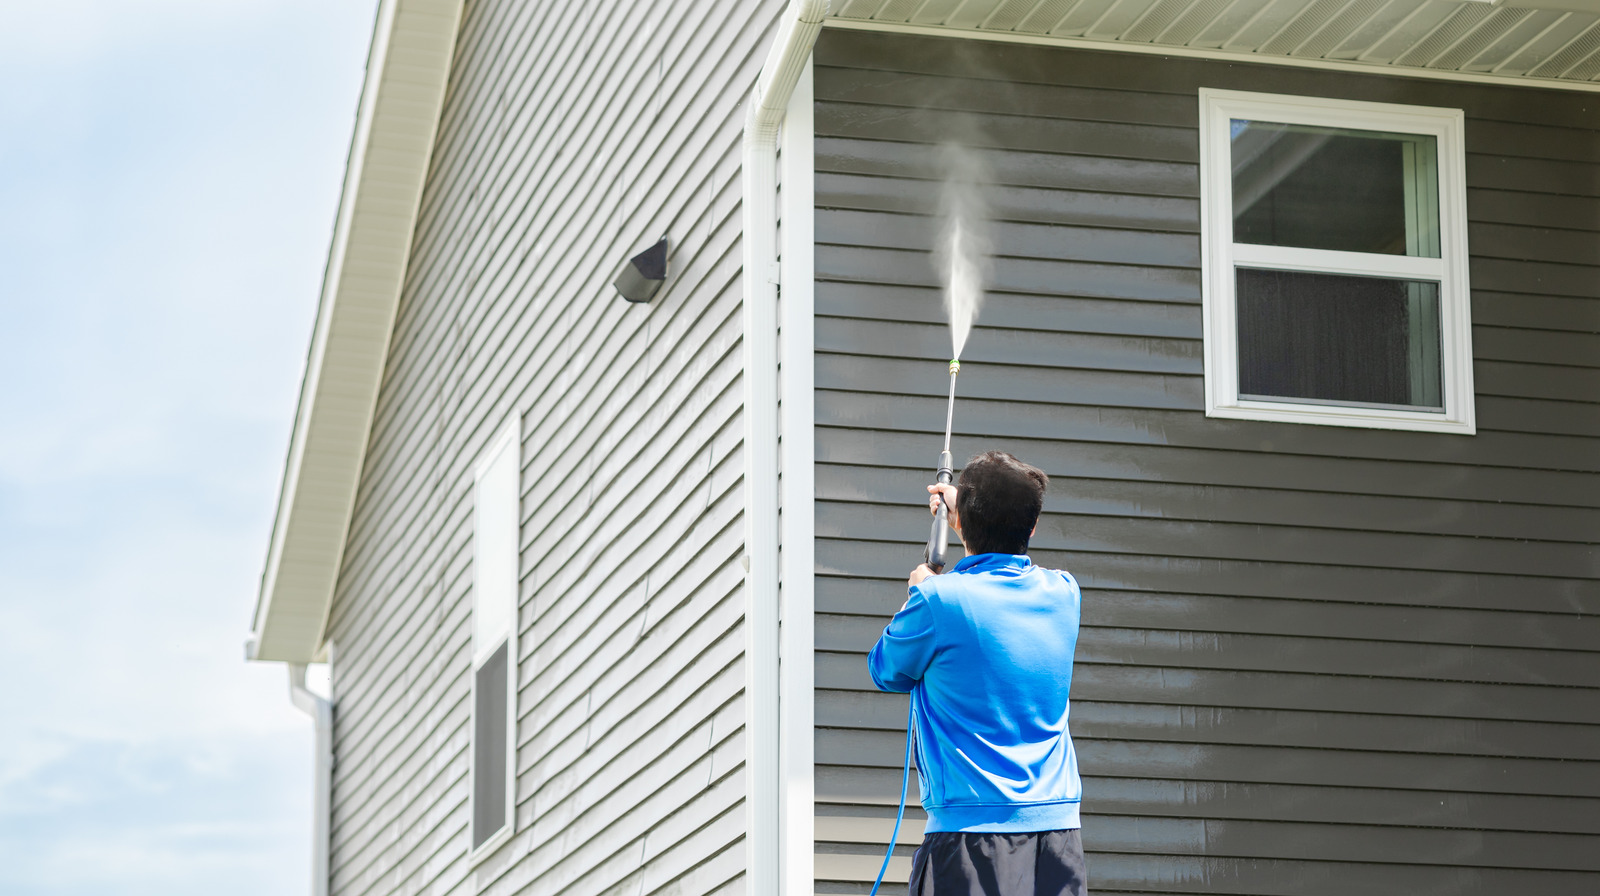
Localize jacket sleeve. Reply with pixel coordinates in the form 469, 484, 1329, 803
867, 586, 938, 693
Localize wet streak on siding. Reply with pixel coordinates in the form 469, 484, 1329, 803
813, 29, 1600, 895
320, 2, 786, 895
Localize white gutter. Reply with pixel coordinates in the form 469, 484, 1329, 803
742, 2, 827, 894
288, 663, 334, 896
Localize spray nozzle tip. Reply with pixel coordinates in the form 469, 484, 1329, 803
948, 359, 960, 375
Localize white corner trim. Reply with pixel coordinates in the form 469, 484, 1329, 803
824, 17, 1600, 94
743, 3, 827, 895
778, 59, 817, 896
251, 0, 465, 663
1197, 88, 1476, 435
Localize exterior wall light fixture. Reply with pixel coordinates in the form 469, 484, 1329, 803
613, 236, 669, 303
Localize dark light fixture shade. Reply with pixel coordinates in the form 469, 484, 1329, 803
613, 237, 669, 303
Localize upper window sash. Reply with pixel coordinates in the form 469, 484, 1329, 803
1198, 88, 1475, 435
472, 421, 520, 667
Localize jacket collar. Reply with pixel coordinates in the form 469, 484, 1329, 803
951, 553, 1033, 574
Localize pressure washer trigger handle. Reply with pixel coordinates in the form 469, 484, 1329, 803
925, 501, 949, 573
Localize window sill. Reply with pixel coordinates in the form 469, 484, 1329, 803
467, 823, 514, 870
1207, 399, 1475, 435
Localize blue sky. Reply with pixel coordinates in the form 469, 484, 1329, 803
0, 1, 379, 893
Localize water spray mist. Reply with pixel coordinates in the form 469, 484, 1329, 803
923, 144, 990, 573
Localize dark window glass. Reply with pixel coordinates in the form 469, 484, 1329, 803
472, 640, 508, 849
1237, 268, 1442, 409
1231, 120, 1439, 258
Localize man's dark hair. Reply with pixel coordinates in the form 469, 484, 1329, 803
955, 450, 1048, 556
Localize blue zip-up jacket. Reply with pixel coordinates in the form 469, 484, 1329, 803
868, 553, 1082, 833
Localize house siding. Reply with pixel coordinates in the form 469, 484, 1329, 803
813, 29, 1600, 894
321, 2, 786, 895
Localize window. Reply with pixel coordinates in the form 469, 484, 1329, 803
1199, 89, 1474, 434
470, 419, 520, 858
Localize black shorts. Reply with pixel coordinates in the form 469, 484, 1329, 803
908, 829, 1088, 896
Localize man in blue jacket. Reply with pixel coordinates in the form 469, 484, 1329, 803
869, 450, 1086, 896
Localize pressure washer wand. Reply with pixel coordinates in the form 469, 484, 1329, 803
924, 360, 960, 573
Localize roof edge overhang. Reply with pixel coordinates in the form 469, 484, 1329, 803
249, 0, 464, 664
825, 7, 1600, 92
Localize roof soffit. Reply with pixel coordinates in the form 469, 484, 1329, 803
829, 0, 1600, 85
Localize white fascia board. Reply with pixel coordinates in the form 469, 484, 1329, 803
1497, 0, 1600, 12
251, 0, 463, 664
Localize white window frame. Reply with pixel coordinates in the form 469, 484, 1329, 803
1199, 88, 1476, 435
468, 417, 520, 864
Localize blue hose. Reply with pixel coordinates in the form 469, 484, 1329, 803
869, 700, 915, 896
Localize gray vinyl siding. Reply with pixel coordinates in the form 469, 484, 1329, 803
320, 2, 784, 895
813, 29, 1600, 895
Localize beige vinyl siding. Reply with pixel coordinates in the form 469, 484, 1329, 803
321, 1, 786, 895
813, 28, 1600, 895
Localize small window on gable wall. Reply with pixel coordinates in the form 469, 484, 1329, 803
470, 418, 520, 860
1199, 89, 1475, 434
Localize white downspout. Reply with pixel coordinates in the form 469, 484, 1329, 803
288, 663, 333, 896
742, 2, 827, 894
